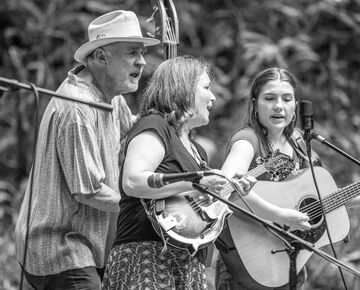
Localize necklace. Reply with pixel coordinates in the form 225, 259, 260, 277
190, 142, 210, 170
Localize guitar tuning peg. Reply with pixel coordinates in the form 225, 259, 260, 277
146, 6, 159, 23
256, 156, 264, 164
272, 174, 280, 182
145, 16, 153, 23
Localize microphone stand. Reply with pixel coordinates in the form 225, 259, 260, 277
192, 182, 360, 289
308, 132, 360, 290
311, 133, 360, 166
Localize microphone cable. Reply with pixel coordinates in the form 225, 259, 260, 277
19, 82, 40, 290
300, 100, 348, 289
304, 138, 348, 290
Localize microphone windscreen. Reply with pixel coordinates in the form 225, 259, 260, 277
299, 100, 313, 117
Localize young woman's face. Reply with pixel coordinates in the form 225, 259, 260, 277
190, 71, 216, 128
256, 80, 296, 135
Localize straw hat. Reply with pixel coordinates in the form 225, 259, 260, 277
74, 10, 160, 64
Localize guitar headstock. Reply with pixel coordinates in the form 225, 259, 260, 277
148, 0, 179, 58
255, 150, 295, 181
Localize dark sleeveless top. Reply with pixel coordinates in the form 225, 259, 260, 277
114, 114, 208, 262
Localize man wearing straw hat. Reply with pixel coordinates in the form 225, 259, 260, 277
15, 10, 159, 289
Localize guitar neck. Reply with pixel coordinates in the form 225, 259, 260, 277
220, 165, 268, 198
324, 181, 360, 212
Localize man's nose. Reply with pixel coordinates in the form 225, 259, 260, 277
135, 53, 146, 66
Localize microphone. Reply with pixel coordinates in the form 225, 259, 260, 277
299, 100, 314, 153
299, 100, 314, 131
147, 171, 216, 188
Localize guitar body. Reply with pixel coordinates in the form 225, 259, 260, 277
227, 166, 350, 288
151, 190, 232, 255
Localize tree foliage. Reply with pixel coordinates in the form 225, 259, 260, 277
1, 0, 360, 288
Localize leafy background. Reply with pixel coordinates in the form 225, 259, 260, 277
1, 0, 360, 289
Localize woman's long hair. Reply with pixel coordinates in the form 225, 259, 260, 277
140, 55, 212, 135
246, 67, 300, 152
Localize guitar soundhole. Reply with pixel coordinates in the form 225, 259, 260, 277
293, 197, 326, 245
299, 197, 323, 226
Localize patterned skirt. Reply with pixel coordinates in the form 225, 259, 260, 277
102, 241, 207, 290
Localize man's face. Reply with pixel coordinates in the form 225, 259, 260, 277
104, 42, 147, 95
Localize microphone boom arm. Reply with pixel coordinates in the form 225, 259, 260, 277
0, 76, 112, 111
311, 132, 360, 166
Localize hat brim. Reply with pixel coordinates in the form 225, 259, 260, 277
74, 37, 160, 64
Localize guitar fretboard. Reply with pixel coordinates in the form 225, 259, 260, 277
323, 181, 360, 212
219, 164, 269, 198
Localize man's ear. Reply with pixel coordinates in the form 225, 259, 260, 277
93, 48, 107, 64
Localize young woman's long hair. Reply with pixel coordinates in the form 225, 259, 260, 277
245, 67, 300, 152
140, 55, 212, 135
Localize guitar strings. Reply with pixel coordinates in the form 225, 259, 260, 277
185, 156, 297, 218
219, 164, 267, 195
187, 199, 211, 214
297, 198, 329, 221
298, 184, 359, 222
169, 19, 176, 44
298, 198, 338, 222
165, 17, 177, 57
188, 165, 275, 212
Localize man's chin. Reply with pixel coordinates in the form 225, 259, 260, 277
123, 84, 139, 94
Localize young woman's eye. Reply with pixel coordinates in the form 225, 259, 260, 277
265, 96, 274, 101
283, 96, 294, 102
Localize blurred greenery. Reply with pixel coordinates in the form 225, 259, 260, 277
1, 0, 360, 289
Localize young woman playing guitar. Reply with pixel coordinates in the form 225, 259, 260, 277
216, 67, 319, 290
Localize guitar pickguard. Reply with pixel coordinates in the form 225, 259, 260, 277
293, 196, 327, 246
159, 212, 187, 231
293, 222, 326, 246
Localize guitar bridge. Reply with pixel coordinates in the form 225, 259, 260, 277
185, 194, 208, 221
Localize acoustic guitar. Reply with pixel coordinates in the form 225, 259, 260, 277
148, 151, 294, 255
228, 166, 357, 288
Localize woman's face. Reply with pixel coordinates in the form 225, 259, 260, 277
256, 80, 296, 135
190, 71, 216, 129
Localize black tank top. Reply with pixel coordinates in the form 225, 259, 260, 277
114, 114, 208, 261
